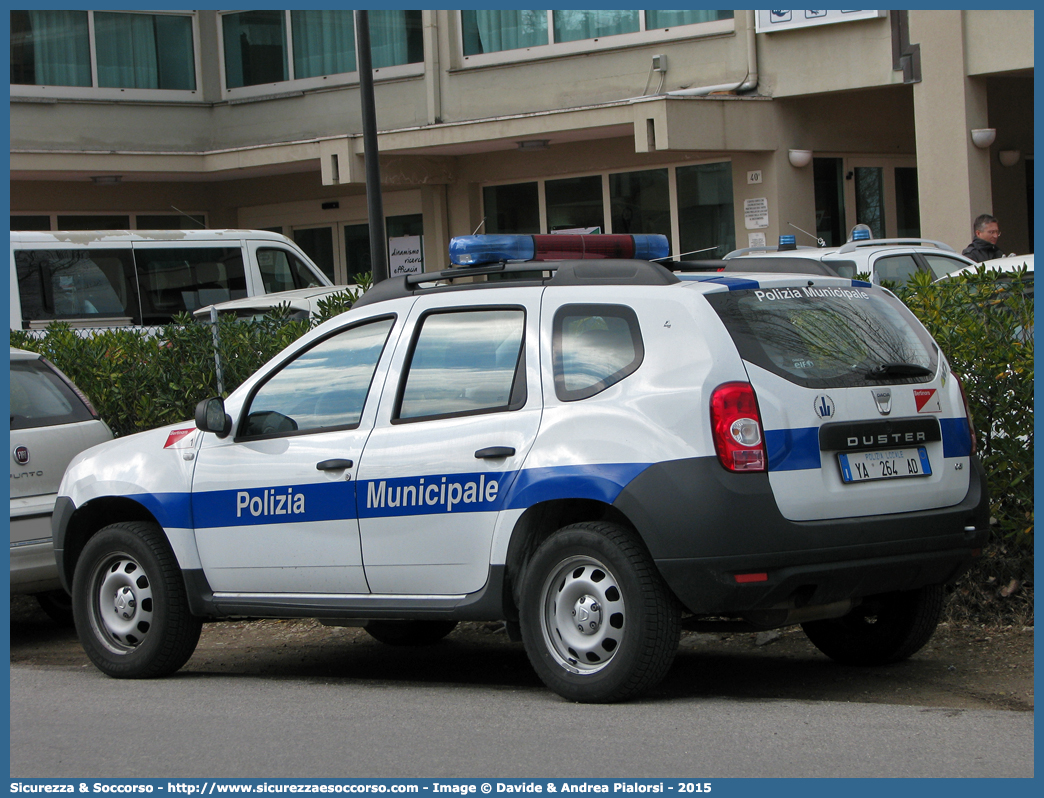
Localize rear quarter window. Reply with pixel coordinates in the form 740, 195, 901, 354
553, 304, 644, 401
706, 285, 937, 389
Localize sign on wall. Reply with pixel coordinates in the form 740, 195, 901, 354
755, 10, 886, 33
743, 198, 770, 230
389, 235, 423, 276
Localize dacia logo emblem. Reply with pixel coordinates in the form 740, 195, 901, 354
814, 395, 835, 419
13, 446, 29, 465
872, 388, 892, 416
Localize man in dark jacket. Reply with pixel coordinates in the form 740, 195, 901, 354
962, 214, 1005, 262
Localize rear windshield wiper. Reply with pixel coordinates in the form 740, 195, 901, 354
866, 362, 934, 379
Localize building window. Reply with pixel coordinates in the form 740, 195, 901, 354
553, 10, 640, 43
10, 11, 90, 87
221, 10, 422, 91
609, 169, 672, 251
483, 161, 734, 259
484, 183, 540, 234
677, 162, 735, 259
11, 10, 196, 92
546, 176, 604, 232
461, 10, 733, 56
12, 213, 207, 232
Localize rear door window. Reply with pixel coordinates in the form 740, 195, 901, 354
14, 248, 138, 326
396, 308, 526, 421
133, 247, 247, 322
10, 359, 95, 429
873, 254, 920, 284
706, 286, 937, 389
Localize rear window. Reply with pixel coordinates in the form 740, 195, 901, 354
706, 285, 938, 389
10, 358, 96, 430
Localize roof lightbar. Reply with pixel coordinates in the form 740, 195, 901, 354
449, 233, 670, 266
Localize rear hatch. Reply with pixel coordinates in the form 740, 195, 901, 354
704, 278, 974, 522
10, 355, 112, 502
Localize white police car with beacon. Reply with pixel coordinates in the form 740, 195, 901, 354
53, 233, 989, 702
724, 225, 977, 285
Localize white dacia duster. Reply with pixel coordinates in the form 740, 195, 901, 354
53, 233, 989, 703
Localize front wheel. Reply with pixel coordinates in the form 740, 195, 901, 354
520, 522, 680, 703
72, 521, 202, 678
801, 585, 944, 666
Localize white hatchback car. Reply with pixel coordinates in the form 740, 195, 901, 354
53, 234, 989, 702
10, 348, 112, 621
725, 228, 977, 285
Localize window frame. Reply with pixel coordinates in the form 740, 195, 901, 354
457, 10, 734, 68
217, 10, 425, 102
392, 306, 529, 425
552, 303, 645, 402
235, 314, 398, 442
10, 10, 201, 102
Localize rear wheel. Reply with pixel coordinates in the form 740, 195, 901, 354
364, 620, 458, 646
72, 521, 202, 678
801, 585, 944, 666
520, 522, 680, 703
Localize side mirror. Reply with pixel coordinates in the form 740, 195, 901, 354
195, 397, 233, 439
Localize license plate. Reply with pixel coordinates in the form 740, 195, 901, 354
838, 447, 932, 483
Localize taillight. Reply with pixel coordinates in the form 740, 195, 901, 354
951, 373, 978, 455
710, 382, 767, 472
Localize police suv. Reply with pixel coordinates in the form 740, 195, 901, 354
53, 233, 989, 703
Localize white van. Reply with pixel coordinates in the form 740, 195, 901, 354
10, 229, 332, 330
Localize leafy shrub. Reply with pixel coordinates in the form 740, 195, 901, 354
895, 267, 1033, 625
10, 286, 365, 438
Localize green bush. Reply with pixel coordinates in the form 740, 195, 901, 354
10, 287, 364, 438
895, 267, 1033, 626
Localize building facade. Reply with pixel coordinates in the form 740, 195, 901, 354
10, 9, 1034, 282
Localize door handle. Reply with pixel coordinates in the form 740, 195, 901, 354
474, 446, 515, 459
316, 458, 354, 471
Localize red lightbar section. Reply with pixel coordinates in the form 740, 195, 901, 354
734, 573, 768, 584
530, 234, 636, 261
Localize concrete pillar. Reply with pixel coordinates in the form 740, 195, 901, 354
730, 150, 817, 252
909, 10, 993, 251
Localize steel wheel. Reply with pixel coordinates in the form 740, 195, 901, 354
539, 554, 626, 674
87, 553, 155, 653
520, 522, 680, 703
72, 521, 201, 678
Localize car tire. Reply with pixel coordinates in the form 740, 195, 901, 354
364, 620, 458, 646
35, 589, 74, 626
72, 521, 202, 678
520, 522, 680, 703
801, 584, 944, 666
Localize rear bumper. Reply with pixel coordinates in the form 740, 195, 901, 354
614, 455, 989, 615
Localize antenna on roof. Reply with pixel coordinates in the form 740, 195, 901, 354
788, 221, 825, 247
472, 217, 487, 235
170, 206, 208, 229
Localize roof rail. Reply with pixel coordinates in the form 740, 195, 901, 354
352, 258, 679, 309
836, 238, 955, 254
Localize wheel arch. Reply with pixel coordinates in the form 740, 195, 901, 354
502, 498, 642, 616
57, 496, 161, 592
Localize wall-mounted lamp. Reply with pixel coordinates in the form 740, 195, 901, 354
517, 139, 550, 151
970, 128, 996, 149
999, 149, 1021, 168
90, 175, 122, 184
788, 149, 813, 168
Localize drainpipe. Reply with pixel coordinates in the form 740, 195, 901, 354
664, 10, 759, 97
